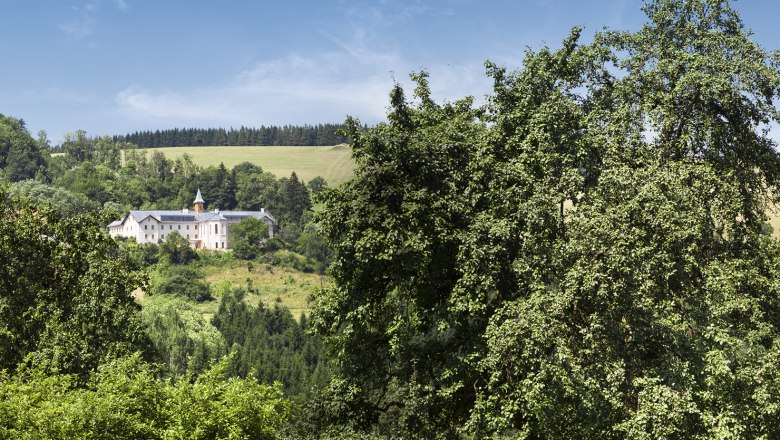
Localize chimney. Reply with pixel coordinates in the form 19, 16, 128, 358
215, 208, 220, 214
182, 208, 189, 213
261, 208, 265, 213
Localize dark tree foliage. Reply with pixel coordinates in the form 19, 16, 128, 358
211, 289, 331, 398
307, 176, 328, 195
280, 171, 312, 225
209, 163, 237, 210
296, 221, 331, 273
0, 186, 148, 376
230, 217, 270, 260
314, 74, 486, 438
157, 230, 198, 265
0, 114, 48, 182
312, 0, 780, 438
113, 124, 352, 148
54, 161, 117, 205
150, 266, 212, 302
234, 162, 282, 212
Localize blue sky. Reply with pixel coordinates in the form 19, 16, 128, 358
3, 0, 780, 144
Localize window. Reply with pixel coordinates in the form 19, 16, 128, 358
151, 225, 154, 230
169, 225, 172, 230
152, 234, 155, 239
221, 242, 225, 249
195, 235, 198, 239
214, 224, 218, 234
145, 234, 148, 239
187, 225, 190, 230
144, 225, 147, 230
161, 234, 164, 240
187, 234, 190, 238
178, 225, 181, 230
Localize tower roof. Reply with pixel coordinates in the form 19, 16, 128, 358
193, 188, 204, 204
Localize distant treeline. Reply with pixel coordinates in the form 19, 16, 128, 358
112, 124, 353, 148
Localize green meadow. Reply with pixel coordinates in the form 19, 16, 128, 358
141, 145, 356, 185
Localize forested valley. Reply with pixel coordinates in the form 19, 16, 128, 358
4, 0, 780, 438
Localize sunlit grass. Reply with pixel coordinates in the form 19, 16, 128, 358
139, 145, 356, 185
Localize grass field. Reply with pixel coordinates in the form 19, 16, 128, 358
141, 145, 356, 185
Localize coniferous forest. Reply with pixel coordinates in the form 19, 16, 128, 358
110, 124, 351, 149
5, 0, 780, 438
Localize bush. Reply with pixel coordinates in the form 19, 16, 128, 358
264, 237, 286, 252
157, 230, 198, 265
258, 250, 319, 273
150, 266, 212, 302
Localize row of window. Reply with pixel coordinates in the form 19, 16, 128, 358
142, 223, 227, 234
144, 234, 199, 240
143, 224, 192, 231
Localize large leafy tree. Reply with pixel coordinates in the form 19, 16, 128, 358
0, 186, 148, 376
313, 73, 491, 437
230, 216, 270, 260
157, 230, 198, 265
0, 114, 48, 182
313, 0, 780, 437
471, 1, 780, 437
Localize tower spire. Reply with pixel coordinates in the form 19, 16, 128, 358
193, 189, 205, 213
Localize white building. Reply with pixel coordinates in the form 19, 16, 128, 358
107, 189, 277, 250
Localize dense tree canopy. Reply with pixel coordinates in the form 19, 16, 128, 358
313, 0, 780, 437
158, 230, 198, 265
0, 353, 290, 439
212, 289, 331, 398
0, 186, 148, 376
230, 216, 271, 260
8, 179, 99, 217
0, 114, 48, 182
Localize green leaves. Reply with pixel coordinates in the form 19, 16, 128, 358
312, 0, 780, 437
0, 353, 290, 439
0, 186, 148, 375
230, 216, 270, 260
0, 114, 48, 182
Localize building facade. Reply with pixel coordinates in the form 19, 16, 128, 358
107, 189, 276, 250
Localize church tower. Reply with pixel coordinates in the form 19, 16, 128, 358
193, 189, 205, 213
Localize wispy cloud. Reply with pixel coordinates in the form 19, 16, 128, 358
114, 49, 397, 126
114, 45, 491, 128
113, 3, 492, 127
59, 0, 128, 38
59, 2, 98, 38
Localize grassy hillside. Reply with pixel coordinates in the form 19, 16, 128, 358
200, 256, 327, 319
141, 145, 355, 185
138, 251, 328, 321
